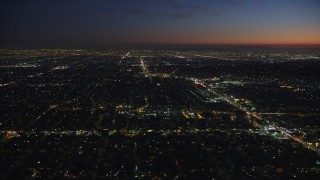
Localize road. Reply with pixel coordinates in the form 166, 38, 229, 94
193, 78, 319, 155
140, 57, 150, 79
118, 52, 130, 65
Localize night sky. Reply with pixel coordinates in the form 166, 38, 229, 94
0, 0, 319, 48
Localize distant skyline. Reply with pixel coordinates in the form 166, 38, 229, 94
0, 0, 320, 48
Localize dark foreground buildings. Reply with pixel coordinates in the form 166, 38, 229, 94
0, 48, 319, 179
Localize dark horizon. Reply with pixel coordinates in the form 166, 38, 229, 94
2, 43, 320, 50
1, 0, 319, 49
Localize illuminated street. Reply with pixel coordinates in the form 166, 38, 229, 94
0, 49, 319, 179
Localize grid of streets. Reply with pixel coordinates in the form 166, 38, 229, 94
0, 49, 319, 179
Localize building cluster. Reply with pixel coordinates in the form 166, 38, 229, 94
0, 49, 319, 179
